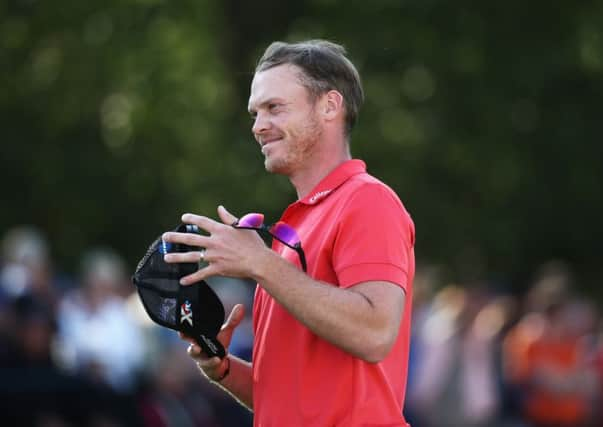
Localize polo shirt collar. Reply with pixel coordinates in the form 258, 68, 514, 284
299, 159, 366, 205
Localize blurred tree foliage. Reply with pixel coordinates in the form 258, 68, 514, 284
1, 0, 602, 293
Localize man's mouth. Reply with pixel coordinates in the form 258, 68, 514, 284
260, 136, 283, 154
260, 136, 283, 146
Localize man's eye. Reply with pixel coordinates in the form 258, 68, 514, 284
268, 104, 279, 111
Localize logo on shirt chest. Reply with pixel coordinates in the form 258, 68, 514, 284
309, 189, 332, 204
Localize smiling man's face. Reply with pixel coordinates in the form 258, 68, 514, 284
248, 64, 323, 175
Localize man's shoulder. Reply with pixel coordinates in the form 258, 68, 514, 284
343, 172, 403, 204
337, 173, 413, 230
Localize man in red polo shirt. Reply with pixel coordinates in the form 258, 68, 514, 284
163, 39, 415, 426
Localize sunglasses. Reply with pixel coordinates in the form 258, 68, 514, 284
233, 213, 307, 272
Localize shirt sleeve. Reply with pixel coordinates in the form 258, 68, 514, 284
332, 183, 415, 291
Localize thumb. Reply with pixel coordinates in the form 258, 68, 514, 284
217, 205, 238, 225
217, 304, 246, 347
223, 303, 245, 331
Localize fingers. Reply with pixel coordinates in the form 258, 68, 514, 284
179, 304, 245, 382
186, 342, 222, 367
217, 205, 238, 225
179, 333, 207, 359
180, 333, 222, 367
164, 250, 204, 264
164, 206, 245, 286
162, 231, 210, 247
223, 303, 245, 331
181, 330, 224, 380
179, 264, 219, 285
215, 304, 245, 348
181, 213, 223, 234
163, 248, 215, 285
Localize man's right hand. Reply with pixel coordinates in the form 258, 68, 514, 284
179, 303, 246, 382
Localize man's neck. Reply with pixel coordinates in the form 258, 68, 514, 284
289, 145, 351, 200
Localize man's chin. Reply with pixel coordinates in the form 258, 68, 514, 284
264, 158, 290, 175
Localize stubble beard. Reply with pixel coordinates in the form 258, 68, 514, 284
264, 112, 322, 175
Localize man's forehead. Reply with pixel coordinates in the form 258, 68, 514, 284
249, 64, 305, 106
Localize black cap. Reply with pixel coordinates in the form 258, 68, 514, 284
132, 224, 225, 358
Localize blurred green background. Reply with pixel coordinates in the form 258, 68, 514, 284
2, 0, 602, 295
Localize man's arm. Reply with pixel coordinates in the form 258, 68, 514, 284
251, 248, 405, 362
199, 354, 254, 410
165, 207, 407, 363
181, 304, 254, 410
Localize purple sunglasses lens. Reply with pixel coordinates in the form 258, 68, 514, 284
270, 222, 300, 247
238, 213, 264, 228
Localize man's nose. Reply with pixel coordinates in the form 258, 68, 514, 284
252, 111, 270, 135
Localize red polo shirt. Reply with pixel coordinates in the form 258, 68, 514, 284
252, 159, 415, 426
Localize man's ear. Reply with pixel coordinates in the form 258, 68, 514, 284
323, 90, 344, 121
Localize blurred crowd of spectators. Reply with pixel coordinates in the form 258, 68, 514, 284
1, 225, 601, 427
0, 226, 254, 427
406, 263, 603, 427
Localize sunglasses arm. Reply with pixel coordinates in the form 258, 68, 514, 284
297, 247, 307, 273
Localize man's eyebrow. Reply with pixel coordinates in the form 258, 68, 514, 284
248, 97, 286, 114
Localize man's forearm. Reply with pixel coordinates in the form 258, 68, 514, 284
206, 355, 254, 410
250, 249, 405, 362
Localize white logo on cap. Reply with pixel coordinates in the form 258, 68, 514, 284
180, 300, 193, 326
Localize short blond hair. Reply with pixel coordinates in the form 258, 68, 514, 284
256, 40, 364, 136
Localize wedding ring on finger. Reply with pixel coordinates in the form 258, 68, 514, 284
198, 248, 208, 267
